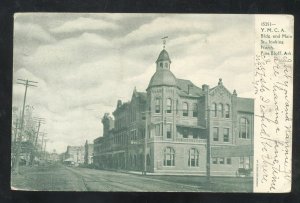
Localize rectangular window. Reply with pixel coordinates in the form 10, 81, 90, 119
219, 157, 225, 164
183, 102, 188, 116
212, 158, 218, 164
226, 158, 232, 164
155, 98, 160, 113
155, 124, 161, 136
213, 127, 219, 141
223, 128, 229, 142
166, 124, 172, 139
166, 99, 172, 113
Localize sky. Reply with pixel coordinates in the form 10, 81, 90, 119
13, 13, 255, 153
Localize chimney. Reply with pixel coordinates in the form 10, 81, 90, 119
202, 84, 209, 92
117, 100, 122, 108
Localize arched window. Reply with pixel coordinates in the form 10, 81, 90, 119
166, 98, 172, 113
155, 98, 161, 113
225, 104, 230, 118
211, 103, 217, 117
163, 147, 175, 166
164, 62, 168, 68
160, 62, 163, 68
239, 117, 250, 139
192, 103, 198, 117
218, 103, 223, 117
188, 148, 199, 167
183, 102, 188, 116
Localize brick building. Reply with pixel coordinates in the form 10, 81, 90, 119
84, 140, 94, 165
64, 145, 85, 165
93, 48, 254, 176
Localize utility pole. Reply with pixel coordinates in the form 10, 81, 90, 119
40, 132, 47, 152
206, 108, 211, 182
14, 79, 37, 174
43, 139, 48, 161
30, 118, 45, 165
13, 118, 19, 144
141, 111, 150, 175
144, 111, 148, 175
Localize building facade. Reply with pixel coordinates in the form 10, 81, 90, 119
84, 140, 94, 165
93, 48, 254, 176
63, 145, 85, 166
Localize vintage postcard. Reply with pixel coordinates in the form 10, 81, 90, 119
11, 13, 293, 192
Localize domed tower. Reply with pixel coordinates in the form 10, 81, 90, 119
146, 46, 178, 141
147, 49, 177, 89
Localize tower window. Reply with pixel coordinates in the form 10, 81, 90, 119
164, 62, 168, 68
160, 62, 163, 68
155, 98, 161, 113
166, 98, 172, 113
183, 102, 188, 116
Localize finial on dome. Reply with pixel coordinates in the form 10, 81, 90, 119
218, 78, 223, 85
233, 89, 237, 96
162, 36, 168, 49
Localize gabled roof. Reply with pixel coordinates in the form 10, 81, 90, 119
176, 78, 203, 97
209, 84, 232, 96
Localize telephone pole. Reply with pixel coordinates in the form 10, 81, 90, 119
206, 108, 211, 182
30, 117, 45, 165
43, 139, 48, 161
13, 79, 38, 174
141, 111, 150, 175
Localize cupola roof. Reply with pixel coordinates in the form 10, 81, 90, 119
156, 49, 171, 63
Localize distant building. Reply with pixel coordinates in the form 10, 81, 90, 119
64, 145, 85, 165
93, 47, 254, 176
48, 150, 60, 163
84, 140, 94, 165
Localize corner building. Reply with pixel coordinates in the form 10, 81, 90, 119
93, 48, 254, 176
